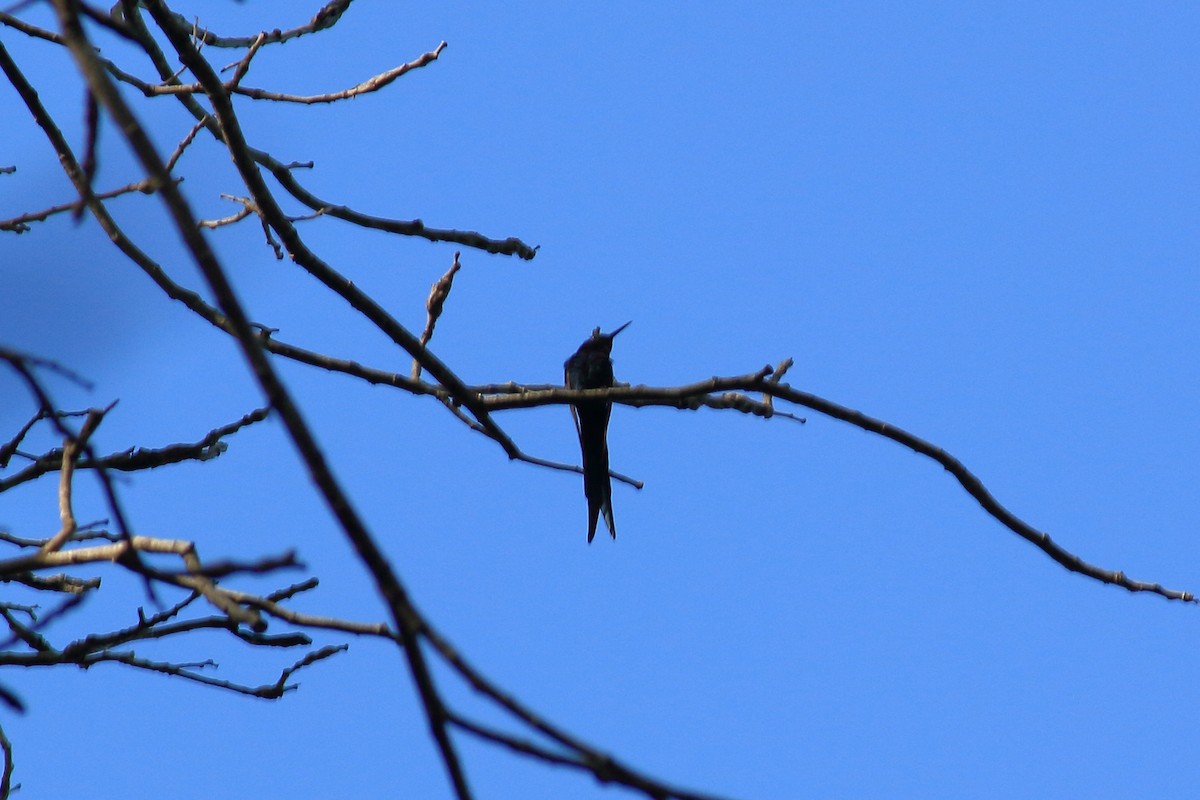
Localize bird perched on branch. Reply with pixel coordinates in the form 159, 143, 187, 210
564, 322, 631, 542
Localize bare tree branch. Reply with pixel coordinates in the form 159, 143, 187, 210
0, 407, 269, 494
0, 721, 15, 797
54, 3, 476, 794
144, 39, 449, 104
0, 177, 173, 233
413, 251, 462, 380
110, 0, 355, 48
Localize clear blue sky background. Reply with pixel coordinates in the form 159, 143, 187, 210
2, 3, 1198, 798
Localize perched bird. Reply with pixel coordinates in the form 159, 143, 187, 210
564, 322, 631, 542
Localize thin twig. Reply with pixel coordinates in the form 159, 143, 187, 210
164, 115, 207, 171
231, 41, 447, 104
0, 176, 174, 233
42, 438, 78, 553
413, 251, 462, 379
135, 0, 354, 48
0, 406, 268, 494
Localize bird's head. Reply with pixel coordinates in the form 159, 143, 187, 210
589, 321, 631, 352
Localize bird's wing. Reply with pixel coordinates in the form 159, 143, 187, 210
565, 363, 584, 442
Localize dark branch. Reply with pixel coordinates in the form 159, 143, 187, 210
0, 407, 269, 494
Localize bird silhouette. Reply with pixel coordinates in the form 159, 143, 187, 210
564, 321, 630, 542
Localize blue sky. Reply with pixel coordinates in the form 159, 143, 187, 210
2, 2, 1198, 797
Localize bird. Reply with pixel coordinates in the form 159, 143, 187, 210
564, 321, 631, 542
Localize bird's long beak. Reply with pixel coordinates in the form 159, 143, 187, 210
607, 321, 632, 339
